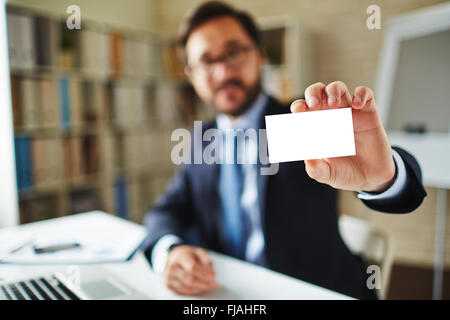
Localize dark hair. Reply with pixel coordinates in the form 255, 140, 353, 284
176, 1, 262, 64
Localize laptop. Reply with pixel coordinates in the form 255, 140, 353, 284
0, 264, 149, 300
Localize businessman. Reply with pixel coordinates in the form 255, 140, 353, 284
142, 1, 426, 299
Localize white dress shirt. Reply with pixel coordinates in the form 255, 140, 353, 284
151, 92, 408, 273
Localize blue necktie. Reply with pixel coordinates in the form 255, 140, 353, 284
219, 130, 248, 259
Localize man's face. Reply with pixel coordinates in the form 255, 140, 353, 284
185, 16, 265, 117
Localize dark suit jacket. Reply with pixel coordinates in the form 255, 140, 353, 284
142, 96, 427, 299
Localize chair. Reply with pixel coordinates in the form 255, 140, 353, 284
338, 214, 395, 299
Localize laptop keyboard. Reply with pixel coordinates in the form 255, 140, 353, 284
0, 275, 81, 300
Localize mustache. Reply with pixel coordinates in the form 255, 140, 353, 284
214, 79, 245, 93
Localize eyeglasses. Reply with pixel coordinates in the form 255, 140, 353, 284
185, 44, 257, 78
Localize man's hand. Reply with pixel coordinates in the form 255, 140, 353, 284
290, 81, 396, 192
164, 245, 220, 295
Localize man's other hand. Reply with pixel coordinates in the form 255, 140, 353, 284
290, 81, 396, 192
164, 245, 220, 295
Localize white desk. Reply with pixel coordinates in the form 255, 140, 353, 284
0, 251, 353, 300
0, 213, 353, 300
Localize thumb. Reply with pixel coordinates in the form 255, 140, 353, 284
305, 159, 332, 184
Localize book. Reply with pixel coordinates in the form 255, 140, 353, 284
122, 133, 138, 171
126, 179, 141, 223
145, 130, 160, 168
81, 80, 93, 123
82, 135, 100, 175
6, 12, 20, 69
99, 183, 115, 216
69, 76, 83, 126
58, 76, 71, 130
17, 13, 36, 70
112, 82, 128, 126
92, 81, 106, 123
162, 42, 184, 81
14, 134, 33, 191
148, 41, 161, 76
80, 29, 94, 74
10, 75, 22, 127
62, 136, 73, 179
38, 78, 60, 128
20, 77, 41, 129
80, 29, 109, 78
19, 195, 60, 224
63, 136, 84, 179
34, 15, 57, 67
98, 32, 110, 78
31, 138, 64, 188
69, 189, 101, 215
7, 12, 36, 70
110, 32, 124, 77
144, 83, 157, 120
124, 37, 135, 76
31, 138, 45, 188
100, 133, 116, 175
128, 85, 146, 124
114, 176, 129, 219
135, 40, 150, 77
47, 138, 64, 186
82, 80, 105, 124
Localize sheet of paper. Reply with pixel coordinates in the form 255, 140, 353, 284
0, 211, 147, 265
265, 108, 356, 163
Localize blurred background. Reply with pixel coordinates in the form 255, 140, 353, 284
3, 0, 450, 299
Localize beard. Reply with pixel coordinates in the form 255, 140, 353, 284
211, 78, 262, 118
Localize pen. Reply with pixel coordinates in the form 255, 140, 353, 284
33, 242, 81, 254
0, 238, 34, 262
9, 239, 35, 254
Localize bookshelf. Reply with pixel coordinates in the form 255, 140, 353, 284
6, 4, 209, 225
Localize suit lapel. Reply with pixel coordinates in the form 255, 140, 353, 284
257, 96, 288, 235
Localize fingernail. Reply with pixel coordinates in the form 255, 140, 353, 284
353, 96, 362, 105
306, 160, 323, 178
307, 96, 319, 107
290, 101, 301, 112
306, 164, 316, 176
328, 95, 337, 105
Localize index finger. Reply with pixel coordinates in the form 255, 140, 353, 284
352, 86, 376, 112
194, 248, 215, 271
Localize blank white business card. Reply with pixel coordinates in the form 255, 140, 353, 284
265, 108, 356, 163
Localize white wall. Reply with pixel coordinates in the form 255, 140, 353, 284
0, 0, 19, 227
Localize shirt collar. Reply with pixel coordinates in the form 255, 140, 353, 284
216, 92, 268, 131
